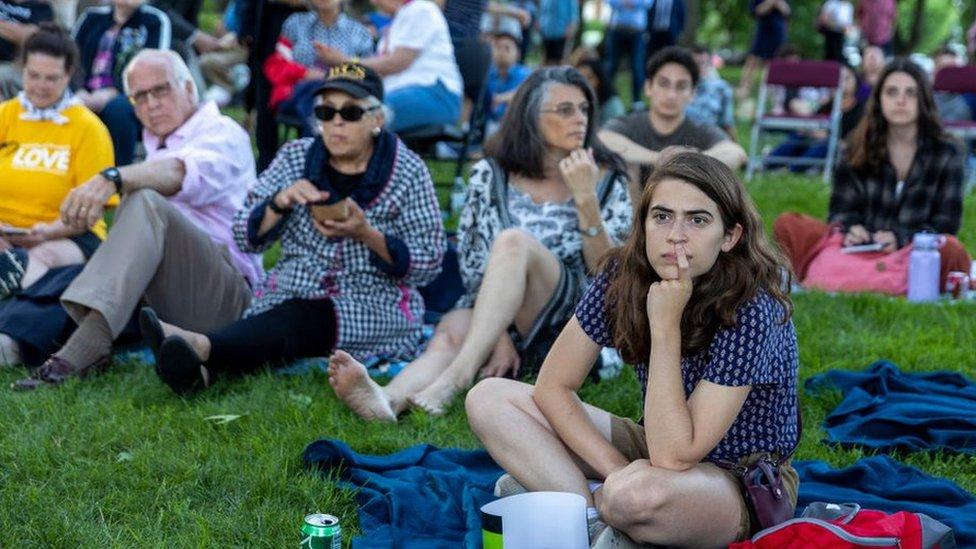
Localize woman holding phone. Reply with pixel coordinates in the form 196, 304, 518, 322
467, 153, 800, 546
0, 25, 114, 365
139, 64, 445, 395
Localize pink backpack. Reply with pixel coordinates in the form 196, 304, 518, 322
729, 502, 955, 549
802, 233, 912, 295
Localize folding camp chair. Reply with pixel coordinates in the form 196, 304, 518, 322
934, 65, 976, 141
396, 38, 492, 183
746, 60, 844, 183
933, 65, 976, 193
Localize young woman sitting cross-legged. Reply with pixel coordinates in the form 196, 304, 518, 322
467, 153, 801, 547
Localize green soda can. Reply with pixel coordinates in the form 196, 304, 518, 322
300, 513, 341, 549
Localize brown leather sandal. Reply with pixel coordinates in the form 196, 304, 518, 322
11, 355, 110, 391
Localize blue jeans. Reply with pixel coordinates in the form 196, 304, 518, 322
769, 136, 829, 173
99, 93, 141, 166
604, 26, 646, 103
386, 80, 461, 132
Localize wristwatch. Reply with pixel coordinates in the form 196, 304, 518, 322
580, 224, 604, 238
100, 167, 123, 194
268, 191, 291, 214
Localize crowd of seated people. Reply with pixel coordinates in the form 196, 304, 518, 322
0, 0, 969, 388
263, 0, 373, 137
328, 66, 632, 420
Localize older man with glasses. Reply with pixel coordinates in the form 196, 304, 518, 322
12, 48, 261, 390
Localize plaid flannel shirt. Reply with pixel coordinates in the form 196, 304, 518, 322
232, 137, 445, 363
829, 136, 966, 247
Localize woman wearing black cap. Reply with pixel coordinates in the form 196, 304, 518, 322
139, 63, 446, 395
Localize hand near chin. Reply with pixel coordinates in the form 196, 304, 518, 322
658, 145, 697, 164
646, 244, 693, 333
558, 148, 599, 199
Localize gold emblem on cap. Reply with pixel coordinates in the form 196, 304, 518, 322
328, 63, 367, 81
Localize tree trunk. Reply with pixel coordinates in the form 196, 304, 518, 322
681, 0, 700, 46
906, 0, 926, 52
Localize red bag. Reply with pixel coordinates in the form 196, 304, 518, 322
730, 502, 955, 549
802, 233, 912, 295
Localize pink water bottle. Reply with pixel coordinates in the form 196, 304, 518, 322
907, 233, 942, 302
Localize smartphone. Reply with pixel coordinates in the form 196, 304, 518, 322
310, 199, 350, 223
841, 242, 885, 254
0, 226, 29, 236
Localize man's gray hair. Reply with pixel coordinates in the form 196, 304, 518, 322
122, 49, 199, 104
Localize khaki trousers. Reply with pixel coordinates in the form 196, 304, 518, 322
61, 189, 251, 337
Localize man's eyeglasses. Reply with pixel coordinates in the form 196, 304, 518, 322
540, 102, 591, 118
314, 104, 381, 122
128, 82, 173, 106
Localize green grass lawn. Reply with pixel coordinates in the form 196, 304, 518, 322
0, 169, 974, 545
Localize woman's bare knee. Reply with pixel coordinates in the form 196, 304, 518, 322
27, 239, 84, 269
489, 228, 533, 259
599, 462, 670, 532
466, 378, 529, 433
427, 329, 463, 355
466, 378, 523, 411
428, 310, 471, 354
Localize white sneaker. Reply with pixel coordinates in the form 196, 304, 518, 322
204, 86, 232, 108
0, 333, 21, 367
493, 473, 528, 498
590, 526, 653, 548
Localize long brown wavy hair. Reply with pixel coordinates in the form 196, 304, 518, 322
846, 58, 948, 176
604, 153, 793, 363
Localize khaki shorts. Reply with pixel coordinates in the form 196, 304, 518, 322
609, 414, 799, 541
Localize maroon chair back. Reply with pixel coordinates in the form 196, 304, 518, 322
933, 66, 976, 94
766, 60, 841, 88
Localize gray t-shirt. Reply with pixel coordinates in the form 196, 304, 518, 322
604, 111, 728, 154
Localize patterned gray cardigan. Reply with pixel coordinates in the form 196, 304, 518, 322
232, 137, 446, 362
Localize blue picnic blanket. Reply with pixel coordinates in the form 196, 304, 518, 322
805, 360, 976, 455
794, 456, 976, 548
304, 440, 976, 548
302, 439, 504, 548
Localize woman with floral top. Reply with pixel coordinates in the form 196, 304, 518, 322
467, 153, 800, 547
327, 66, 632, 421
138, 64, 445, 395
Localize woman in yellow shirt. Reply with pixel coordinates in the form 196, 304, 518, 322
0, 24, 114, 364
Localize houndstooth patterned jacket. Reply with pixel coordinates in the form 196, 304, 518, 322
233, 137, 446, 363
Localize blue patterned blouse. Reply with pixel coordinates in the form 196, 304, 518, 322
574, 267, 800, 463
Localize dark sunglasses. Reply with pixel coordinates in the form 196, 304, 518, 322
314, 104, 381, 122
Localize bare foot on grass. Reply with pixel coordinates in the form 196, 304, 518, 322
328, 351, 396, 422
408, 378, 463, 416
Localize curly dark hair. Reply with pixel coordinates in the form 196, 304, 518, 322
846, 58, 949, 176
644, 46, 699, 87
484, 66, 625, 179
21, 22, 78, 73
572, 57, 613, 105
604, 153, 793, 362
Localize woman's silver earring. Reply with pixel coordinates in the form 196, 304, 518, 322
372, 127, 381, 136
